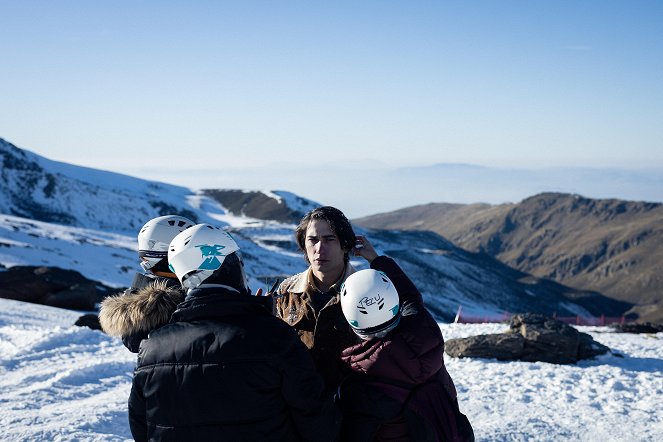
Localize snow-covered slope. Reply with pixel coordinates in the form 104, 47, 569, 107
0, 137, 630, 320
0, 209, 627, 321
1, 298, 661, 442
1, 138, 197, 233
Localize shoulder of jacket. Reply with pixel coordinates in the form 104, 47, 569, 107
277, 271, 306, 295
98, 279, 184, 338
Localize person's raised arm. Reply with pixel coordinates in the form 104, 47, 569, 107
355, 235, 423, 305
352, 235, 378, 263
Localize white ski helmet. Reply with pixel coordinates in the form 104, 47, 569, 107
138, 215, 195, 272
340, 269, 401, 340
168, 223, 240, 290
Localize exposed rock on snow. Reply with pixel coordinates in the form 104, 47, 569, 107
611, 322, 663, 334
445, 313, 610, 364
0, 265, 117, 310
74, 314, 103, 331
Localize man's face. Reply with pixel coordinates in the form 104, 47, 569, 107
305, 218, 346, 278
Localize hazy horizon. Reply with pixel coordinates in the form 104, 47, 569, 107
2, 1, 662, 181
3, 135, 660, 218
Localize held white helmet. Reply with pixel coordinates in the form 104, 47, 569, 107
138, 215, 195, 272
340, 269, 401, 340
168, 223, 240, 290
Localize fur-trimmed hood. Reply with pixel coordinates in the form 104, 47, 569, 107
99, 279, 184, 338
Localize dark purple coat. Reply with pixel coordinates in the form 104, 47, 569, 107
339, 257, 473, 442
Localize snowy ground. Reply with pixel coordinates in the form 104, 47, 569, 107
1, 298, 661, 442
443, 324, 663, 442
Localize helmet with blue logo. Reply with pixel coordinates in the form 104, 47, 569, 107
340, 269, 401, 340
168, 223, 247, 293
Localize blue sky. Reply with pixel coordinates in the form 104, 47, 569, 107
1, 1, 662, 193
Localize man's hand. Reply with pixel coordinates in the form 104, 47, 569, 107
254, 278, 281, 297
353, 235, 378, 263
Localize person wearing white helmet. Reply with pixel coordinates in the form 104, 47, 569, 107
128, 223, 338, 442
99, 214, 194, 352
337, 237, 474, 442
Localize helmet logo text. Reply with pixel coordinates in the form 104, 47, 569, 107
356, 295, 385, 314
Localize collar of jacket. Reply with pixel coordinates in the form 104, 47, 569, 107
290, 262, 356, 294
98, 278, 185, 338
170, 287, 273, 323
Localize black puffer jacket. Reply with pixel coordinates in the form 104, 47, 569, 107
98, 273, 184, 352
128, 287, 339, 442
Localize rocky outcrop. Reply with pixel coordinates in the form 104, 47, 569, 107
0, 266, 117, 311
202, 189, 316, 223
355, 193, 663, 322
75, 314, 102, 330
610, 322, 663, 334
444, 313, 611, 364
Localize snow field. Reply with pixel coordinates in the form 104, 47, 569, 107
441, 323, 663, 441
0, 300, 661, 441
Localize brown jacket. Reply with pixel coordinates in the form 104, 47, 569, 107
274, 262, 359, 391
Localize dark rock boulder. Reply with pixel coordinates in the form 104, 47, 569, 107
610, 322, 663, 333
577, 332, 613, 360
510, 313, 582, 364
445, 313, 610, 364
445, 332, 525, 360
75, 314, 102, 331
0, 266, 116, 311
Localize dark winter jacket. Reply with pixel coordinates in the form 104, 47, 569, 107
338, 257, 474, 442
274, 262, 359, 392
128, 286, 339, 442
98, 273, 184, 353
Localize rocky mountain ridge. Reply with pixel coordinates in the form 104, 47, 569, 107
355, 193, 663, 322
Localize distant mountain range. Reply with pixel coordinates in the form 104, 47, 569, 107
0, 137, 632, 321
355, 193, 663, 322
141, 161, 663, 218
